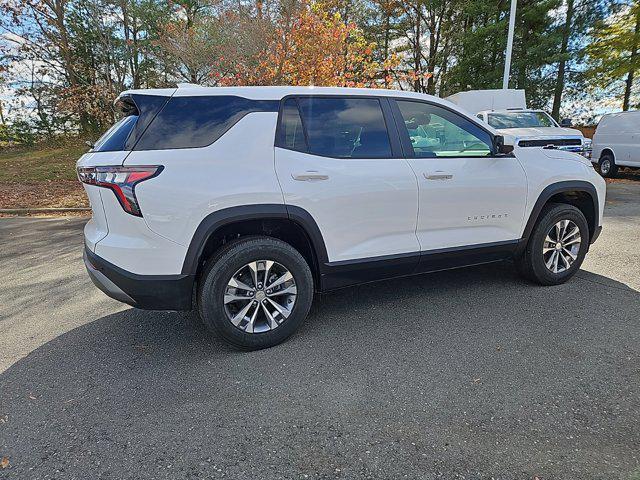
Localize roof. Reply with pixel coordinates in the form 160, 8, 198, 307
601, 109, 640, 117
117, 85, 453, 105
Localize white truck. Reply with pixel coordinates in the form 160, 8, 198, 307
446, 89, 590, 157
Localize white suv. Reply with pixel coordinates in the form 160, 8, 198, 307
78, 86, 606, 349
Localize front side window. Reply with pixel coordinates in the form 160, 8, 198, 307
296, 97, 392, 158
487, 111, 556, 129
396, 100, 493, 158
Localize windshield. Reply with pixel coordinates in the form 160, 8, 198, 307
487, 111, 557, 129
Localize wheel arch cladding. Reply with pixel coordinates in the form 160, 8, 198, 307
600, 148, 615, 160
181, 204, 329, 286
522, 181, 599, 247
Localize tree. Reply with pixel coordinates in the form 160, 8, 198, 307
551, 0, 607, 119
211, 2, 383, 87
587, 1, 640, 111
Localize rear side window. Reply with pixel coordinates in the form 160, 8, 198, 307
134, 96, 278, 150
295, 97, 392, 158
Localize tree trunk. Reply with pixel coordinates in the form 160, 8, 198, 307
623, 6, 640, 111
413, 6, 422, 92
552, 0, 574, 120
383, 10, 390, 88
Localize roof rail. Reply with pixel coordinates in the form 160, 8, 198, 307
176, 83, 200, 88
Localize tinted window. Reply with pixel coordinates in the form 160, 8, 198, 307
278, 98, 307, 152
93, 115, 138, 152
296, 97, 392, 158
396, 100, 492, 158
135, 96, 278, 150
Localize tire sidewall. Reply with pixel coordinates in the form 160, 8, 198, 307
528, 205, 589, 285
198, 239, 313, 350
599, 154, 615, 177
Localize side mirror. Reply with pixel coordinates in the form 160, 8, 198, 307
494, 135, 514, 155
560, 118, 573, 127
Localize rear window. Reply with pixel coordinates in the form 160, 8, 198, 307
295, 97, 392, 158
93, 115, 138, 152
134, 96, 278, 150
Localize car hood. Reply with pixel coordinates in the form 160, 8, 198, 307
499, 126, 584, 139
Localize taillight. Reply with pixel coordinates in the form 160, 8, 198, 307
77, 165, 163, 217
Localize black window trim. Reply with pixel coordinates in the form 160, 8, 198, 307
122, 93, 172, 151
275, 94, 404, 159
389, 97, 501, 158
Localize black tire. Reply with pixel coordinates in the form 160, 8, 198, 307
515, 203, 589, 286
599, 152, 617, 178
197, 236, 314, 350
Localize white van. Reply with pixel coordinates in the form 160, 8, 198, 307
592, 110, 640, 177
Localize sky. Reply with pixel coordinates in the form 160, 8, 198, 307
0, 4, 636, 127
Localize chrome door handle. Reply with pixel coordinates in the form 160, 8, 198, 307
424, 172, 453, 180
292, 171, 329, 181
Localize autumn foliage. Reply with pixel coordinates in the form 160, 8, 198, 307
211, 2, 391, 88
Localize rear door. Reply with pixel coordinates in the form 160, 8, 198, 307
391, 98, 527, 254
274, 96, 420, 264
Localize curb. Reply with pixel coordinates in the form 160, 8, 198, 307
0, 207, 91, 215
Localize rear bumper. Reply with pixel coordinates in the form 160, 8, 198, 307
84, 246, 194, 310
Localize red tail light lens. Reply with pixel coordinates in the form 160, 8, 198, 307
77, 165, 163, 217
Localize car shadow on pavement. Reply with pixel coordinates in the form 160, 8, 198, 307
1, 262, 639, 479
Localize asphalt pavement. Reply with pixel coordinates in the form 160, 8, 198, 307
1, 182, 639, 479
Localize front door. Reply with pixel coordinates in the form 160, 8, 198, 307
274, 96, 420, 264
391, 99, 528, 253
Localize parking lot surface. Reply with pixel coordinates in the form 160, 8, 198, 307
1, 182, 639, 479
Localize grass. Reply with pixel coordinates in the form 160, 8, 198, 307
0, 140, 90, 210
0, 142, 88, 183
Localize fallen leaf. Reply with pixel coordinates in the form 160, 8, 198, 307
1, 457, 9, 469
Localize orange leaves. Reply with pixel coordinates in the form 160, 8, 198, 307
212, 2, 383, 88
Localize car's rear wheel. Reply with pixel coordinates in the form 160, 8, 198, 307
515, 203, 589, 285
599, 152, 617, 178
198, 236, 314, 350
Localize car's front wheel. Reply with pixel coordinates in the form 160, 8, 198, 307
198, 236, 314, 350
515, 203, 589, 285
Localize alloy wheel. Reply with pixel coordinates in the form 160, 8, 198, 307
543, 219, 582, 274
223, 260, 297, 333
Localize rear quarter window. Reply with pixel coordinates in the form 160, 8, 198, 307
134, 96, 278, 150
